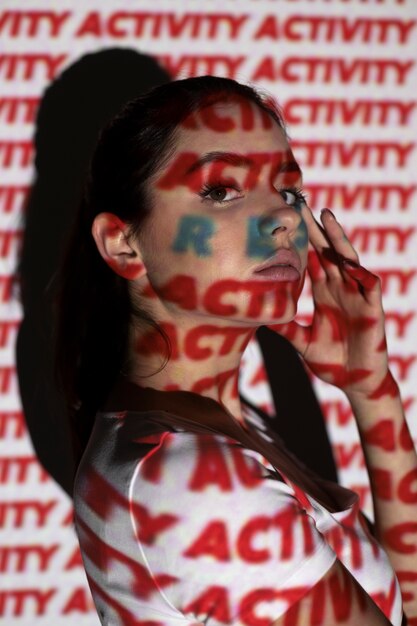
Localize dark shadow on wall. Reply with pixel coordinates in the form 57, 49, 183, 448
15, 49, 338, 498
254, 327, 338, 483
15, 48, 171, 497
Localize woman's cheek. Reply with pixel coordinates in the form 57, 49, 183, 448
171, 215, 216, 258
294, 219, 309, 256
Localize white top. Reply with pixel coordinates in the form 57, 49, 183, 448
73, 409, 403, 626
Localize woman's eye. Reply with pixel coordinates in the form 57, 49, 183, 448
201, 185, 242, 204
280, 188, 307, 210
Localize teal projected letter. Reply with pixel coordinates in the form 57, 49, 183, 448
247, 216, 278, 259
172, 215, 215, 257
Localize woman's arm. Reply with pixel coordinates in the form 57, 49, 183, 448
347, 383, 417, 622
268, 204, 417, 623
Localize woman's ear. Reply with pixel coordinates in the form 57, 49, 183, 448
91, 213, 147, 280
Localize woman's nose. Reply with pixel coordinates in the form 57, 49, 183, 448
257, 206, 302, 239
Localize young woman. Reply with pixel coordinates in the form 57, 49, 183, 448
54, 76, 417, 626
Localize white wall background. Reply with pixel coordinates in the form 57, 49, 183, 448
1, 0, 416, 623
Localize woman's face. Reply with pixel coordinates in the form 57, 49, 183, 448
137, 99, 309, 326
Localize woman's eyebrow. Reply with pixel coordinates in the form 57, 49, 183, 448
186, 151, 254, 174
275, 159, 303, 178
184, 151, 304, 186
272, 159, 304, 186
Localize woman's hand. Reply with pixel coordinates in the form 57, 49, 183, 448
268, 205, 398, 401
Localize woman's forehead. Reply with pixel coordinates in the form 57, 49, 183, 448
175, 100, 289, 155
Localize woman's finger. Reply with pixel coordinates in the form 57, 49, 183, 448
341, 260, 382, 305
317, 210, 382, 303
320, 209, 360, 265
301, 204, 342, 279
307, 249, 327, 283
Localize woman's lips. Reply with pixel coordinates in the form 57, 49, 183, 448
252, 249, 302, 281
252, 265, 301, 281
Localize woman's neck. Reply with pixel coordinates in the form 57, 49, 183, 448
115, 318, 258, 423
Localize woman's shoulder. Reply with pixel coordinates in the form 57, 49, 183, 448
131, 426, 277, 495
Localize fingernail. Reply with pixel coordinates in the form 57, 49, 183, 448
321, 208, 336, 219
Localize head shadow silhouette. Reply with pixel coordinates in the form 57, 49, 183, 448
15, 50, 338, 498
15, 48, 172, 496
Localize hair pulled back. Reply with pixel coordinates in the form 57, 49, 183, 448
52, 75, 286, 473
